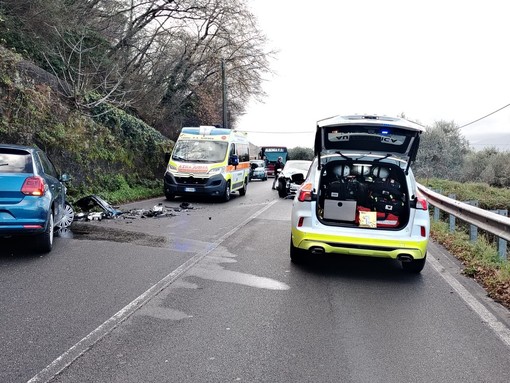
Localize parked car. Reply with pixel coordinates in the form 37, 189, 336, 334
249, 160, 268, 181
276, 160, 312, 198
0, 144, 73, 253
290, 114, 430, 272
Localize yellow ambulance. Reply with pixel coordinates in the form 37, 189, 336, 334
164, 126, 250, 202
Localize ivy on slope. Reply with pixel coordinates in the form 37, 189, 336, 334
0, 45, 173, 201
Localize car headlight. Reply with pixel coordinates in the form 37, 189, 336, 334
208, 166, 225, 175
167, 163, 177, 172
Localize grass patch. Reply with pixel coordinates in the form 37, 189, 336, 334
100, 183, 163, 205
421, 178, 510, 210
430, 219, 510, 309
67, 175, 163, 206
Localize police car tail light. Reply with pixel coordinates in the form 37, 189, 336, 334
297, 183, 313, 202
416, 191, 428, 210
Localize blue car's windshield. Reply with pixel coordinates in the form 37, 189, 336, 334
172, 140, 228, 163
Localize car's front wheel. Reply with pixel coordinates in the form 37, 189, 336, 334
401, 254, 426, 273
36, 211, 54, 253
278, 179, 288, 198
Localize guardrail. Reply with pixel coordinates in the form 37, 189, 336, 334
417, 184, 510, 259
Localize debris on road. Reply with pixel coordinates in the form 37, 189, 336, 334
72, 196, 199, 222
87, 212, 103, 221
75, 195, 123, 219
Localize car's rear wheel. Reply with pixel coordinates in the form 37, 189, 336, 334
36, 211, 54, 253
290, 238, 306, 263
401, 254, 426, 273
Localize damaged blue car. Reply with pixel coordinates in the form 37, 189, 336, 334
0, 144, 73, 253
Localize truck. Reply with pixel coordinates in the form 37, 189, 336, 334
258, 146, 289, 177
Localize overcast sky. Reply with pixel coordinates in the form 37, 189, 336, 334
236, 0, 510, 149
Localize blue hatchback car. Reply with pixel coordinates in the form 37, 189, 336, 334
0, 144, 72, 253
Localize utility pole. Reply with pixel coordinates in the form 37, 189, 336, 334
222, 59, 228, 129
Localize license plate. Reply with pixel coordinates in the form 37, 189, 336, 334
185, 187, 196, 192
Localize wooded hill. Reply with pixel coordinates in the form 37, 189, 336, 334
0, 0, 273, 200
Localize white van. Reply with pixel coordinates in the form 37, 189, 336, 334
164, 126, 250, 201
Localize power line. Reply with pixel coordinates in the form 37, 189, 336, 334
240, 104, 510, 134
237, 130, 314, 134
459, 103, 510, 129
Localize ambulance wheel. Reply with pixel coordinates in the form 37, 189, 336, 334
239, 178, 247, 196
222, 181, 231, 202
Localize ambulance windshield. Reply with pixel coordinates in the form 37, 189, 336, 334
172, 140, 228, 163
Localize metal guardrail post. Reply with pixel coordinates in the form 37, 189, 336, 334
431, 189, 441, 221
491, 209, 508, 260
434, 206, 440, 222
448, 194, 456, 233
464, 200, 479, 242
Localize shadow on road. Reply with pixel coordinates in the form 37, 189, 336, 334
290, 253, 425, 284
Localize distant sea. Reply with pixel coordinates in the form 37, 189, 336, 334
464, 132, 510, 152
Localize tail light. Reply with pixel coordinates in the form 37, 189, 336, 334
21, 176, 47, 196
415, 190, 428, 210
297, 183, 313, 202
420, 226, 427, 237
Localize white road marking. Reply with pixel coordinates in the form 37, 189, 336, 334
27, 199, 278, 383
428, 254, 510, 349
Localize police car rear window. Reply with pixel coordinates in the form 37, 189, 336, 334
324, 124, 414, 154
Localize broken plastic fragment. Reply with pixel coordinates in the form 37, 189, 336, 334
75, 195, 123, 217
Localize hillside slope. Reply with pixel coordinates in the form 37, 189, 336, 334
0, 46, 173, 200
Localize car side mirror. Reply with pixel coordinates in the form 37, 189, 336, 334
291, 173, 305, 185
229, 155, 239, 166
60, 173, 72, 183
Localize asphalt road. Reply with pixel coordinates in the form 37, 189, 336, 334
1, 179, 510, 383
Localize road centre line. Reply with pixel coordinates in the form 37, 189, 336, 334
428, 253, 510, 349
28, 199, 279, 383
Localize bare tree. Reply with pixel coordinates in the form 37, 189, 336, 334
136, 0, 274, 136
2, 0, 275, 136
41, 27, 134, 111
